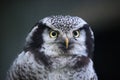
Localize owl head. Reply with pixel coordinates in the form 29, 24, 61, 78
24, 15, 94, 58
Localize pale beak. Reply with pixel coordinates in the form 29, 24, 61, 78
65, 38, 69, 49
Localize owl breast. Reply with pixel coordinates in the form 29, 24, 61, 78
7, 51, 96, 80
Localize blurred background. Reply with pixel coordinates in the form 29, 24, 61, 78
0, 0, 120, 80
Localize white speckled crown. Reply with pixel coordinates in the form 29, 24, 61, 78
41, 15, 87, 31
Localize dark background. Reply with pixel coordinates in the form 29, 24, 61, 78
0, 0, 120, 80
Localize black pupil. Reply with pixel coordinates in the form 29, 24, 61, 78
73, 31, 78, 36
52, 31, 57, 36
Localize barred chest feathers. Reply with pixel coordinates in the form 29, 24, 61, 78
7, 51, 97, 80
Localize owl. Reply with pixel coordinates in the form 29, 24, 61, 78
6, 15, 98, 80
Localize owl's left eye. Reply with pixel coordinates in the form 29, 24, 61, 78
73, 30, 80, 38
49, 30, 59, 38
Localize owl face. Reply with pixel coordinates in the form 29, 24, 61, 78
25, 15, 94, 58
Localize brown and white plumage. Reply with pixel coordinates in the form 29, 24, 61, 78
6, 15, 98, 80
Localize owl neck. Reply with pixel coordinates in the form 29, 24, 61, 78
28, 49, 90, 70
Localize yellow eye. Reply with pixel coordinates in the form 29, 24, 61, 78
49, 30, 58, 38
73, 30, 80, 38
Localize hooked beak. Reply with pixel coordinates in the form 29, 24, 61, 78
65, 37, 69, 49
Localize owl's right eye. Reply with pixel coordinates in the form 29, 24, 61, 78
49, 30, 59, 38
73, 30, 80, 38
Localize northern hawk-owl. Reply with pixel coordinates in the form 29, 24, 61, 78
6, 15, 98, 80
